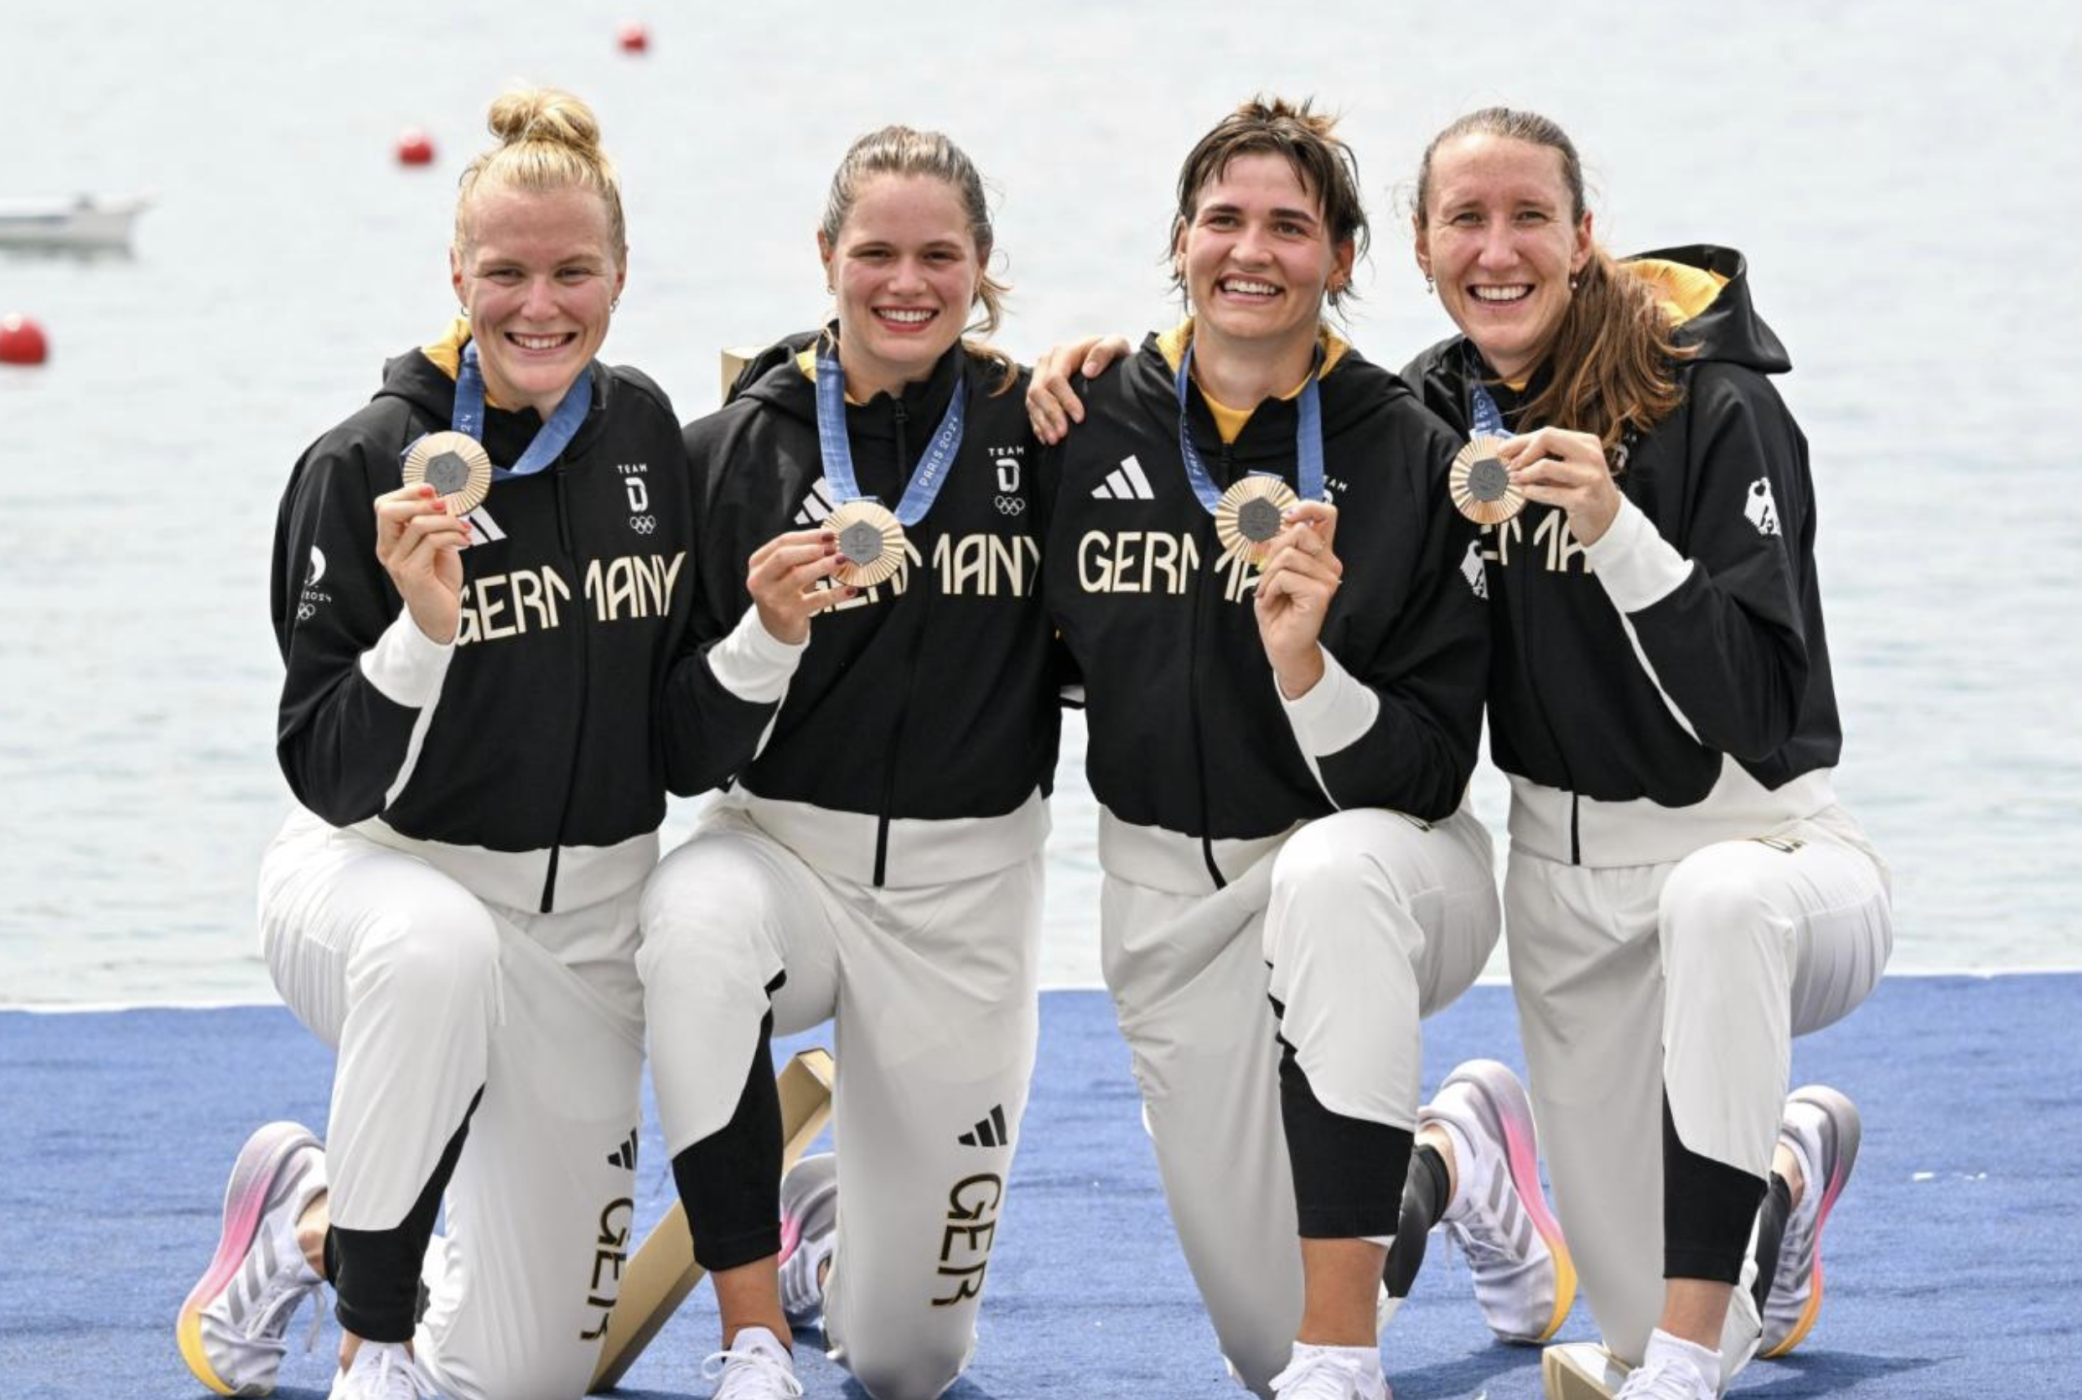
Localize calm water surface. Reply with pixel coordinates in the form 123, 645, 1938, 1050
3, 1, 2077, 1003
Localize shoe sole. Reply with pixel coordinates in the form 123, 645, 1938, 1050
176, 1121, 321, 1397
1759, 1085, 1861, 1359
1442, 1059, 1578, 1342
1541, 1342, 1628, 1400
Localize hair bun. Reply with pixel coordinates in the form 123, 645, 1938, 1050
485, 87, 603, 155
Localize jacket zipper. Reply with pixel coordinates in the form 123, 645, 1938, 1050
873, 398, 915, 887
1190, 439, 1232, 889
541, 461, 588, 912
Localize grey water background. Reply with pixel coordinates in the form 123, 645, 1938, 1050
2, 1, 2076, 1005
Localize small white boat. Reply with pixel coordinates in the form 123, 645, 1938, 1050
0, 195, 148, 249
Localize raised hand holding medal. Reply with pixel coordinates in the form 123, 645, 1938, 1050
381, 339, 596, 644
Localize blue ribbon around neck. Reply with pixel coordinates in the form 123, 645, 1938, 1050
1463, 342, 1510, 439
1174, 339, 1325, 513
813, 344, 966, 526
453, 339, 594, 480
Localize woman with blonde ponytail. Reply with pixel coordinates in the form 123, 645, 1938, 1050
1403, 108, 1893, 1400
176, 88, 806, 1400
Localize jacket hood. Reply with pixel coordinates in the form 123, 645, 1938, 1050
1123, 320, 1409, 452
731, 326, 969, 442
372, 320, 627, 464
1624, 244, 1790, 375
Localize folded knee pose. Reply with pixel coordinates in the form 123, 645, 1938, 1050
179, 89, 796, 1400
639, 126, 1058, 1400
1402, 108, 1894, 1400
1026, 99, 1573, 1400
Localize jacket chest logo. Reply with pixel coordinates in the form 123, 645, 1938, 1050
616, 462, 656, 534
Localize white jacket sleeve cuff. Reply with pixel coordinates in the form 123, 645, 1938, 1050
358, 611, 456, 708
1586, 496, 1693, 614
1277, 645, 1380, 757
707, 605, 808, 704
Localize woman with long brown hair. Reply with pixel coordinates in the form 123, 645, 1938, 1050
1403, 108, 1894, 1400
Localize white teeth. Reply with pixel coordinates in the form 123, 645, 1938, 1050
512, 333, 569, 349
1221, 278, 1279, 296
1471, 286, 1531, 302
878, 308, 934, 324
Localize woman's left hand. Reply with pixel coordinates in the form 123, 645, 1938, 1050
1253, 500, 1342, 698
1501, 426, 1623, 545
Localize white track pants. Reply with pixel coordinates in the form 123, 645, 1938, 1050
1504, 802, 1891, 1375
259, 811, 646, 1400
639, 807, 1044, 1400
1101, 807, 1498, 1396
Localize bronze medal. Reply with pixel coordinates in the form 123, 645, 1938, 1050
1450, 433, 1524, 525
1213, 476, 1299, 568
823, 499, 908, 588
402, 431, 494, 515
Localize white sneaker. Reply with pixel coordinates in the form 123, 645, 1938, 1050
1609, 1328, 1720, 1400
1268, 1342, 1390, 1400
327, 1342, 443, 1400
1420, 1060, 1576, 1342
703, 1325, 803, 1400
777, 1153, 838, 1328
1611, 1358, 1713, 1400
1759, 1085, 1862, 1357
177, 1122, 329, 1396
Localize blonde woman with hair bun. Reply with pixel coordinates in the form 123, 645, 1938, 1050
175, 87, 816, 1400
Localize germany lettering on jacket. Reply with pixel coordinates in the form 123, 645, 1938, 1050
453, 551, 688, 645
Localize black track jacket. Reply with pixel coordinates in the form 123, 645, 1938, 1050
273, 342, 775, 912
683, 338, 1057, 887
1041, 327, 1487, 887
1403, 245, 1843, 842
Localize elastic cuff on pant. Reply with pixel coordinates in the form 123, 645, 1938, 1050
695, 1223, 785, 1274
333, 1291, 419, 1345
1663, 1243, 1749, 1285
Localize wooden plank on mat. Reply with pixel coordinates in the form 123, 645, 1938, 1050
589, 1047, 836, 1393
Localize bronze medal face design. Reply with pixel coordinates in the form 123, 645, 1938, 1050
1214, 476, 1299, 567
402, 431, 494, 515
822, 500, 908, 588
1450, 434, 1525, 525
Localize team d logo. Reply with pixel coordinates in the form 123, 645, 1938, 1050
1745, 478, 1781, 536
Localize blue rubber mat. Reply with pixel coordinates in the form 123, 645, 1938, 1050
3, 976, 2076, 1397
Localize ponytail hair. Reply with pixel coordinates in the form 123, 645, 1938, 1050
820, 125, 1017, 395
1414, 107, 1689, 452
455, 87, 626, 263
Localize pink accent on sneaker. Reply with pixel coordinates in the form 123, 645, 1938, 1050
1465, 1061, 1568, 1259
181, 1123, 314, 1321
777, 1213, 804, 1265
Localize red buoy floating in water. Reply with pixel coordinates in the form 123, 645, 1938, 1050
396, 129, 436, 167
0, 312, 49, 366
618, 22, 649, 52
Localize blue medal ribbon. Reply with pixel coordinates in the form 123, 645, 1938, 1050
453, 339, 594, 480
1174, 339, 1326, 511
1462, 342, 1510, 439
814, 343, 966, 526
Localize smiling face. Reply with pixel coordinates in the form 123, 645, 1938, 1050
818, 173, 981, 400
450, 183, 625, 419
1415, 132, 1593, 381
1177, 151, 1353, 362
